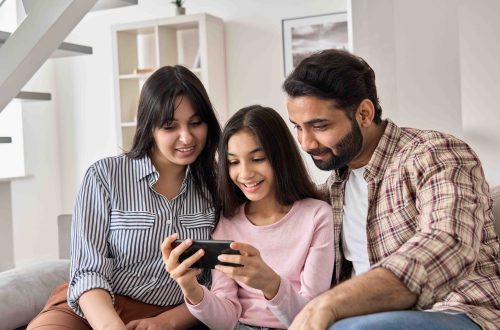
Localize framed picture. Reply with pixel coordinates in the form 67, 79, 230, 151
282, 12, 351, 76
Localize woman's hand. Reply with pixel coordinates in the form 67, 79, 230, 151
215, 242, 281, 299
160, 234, 205, 304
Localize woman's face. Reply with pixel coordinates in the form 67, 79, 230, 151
226, 130, 276, 203
152, 96, 208, 167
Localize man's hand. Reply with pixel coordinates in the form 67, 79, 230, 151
288, 291, 338, 330
289, 268, 417, 329
125, 315, 169, 330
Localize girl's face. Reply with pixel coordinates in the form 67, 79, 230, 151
227, 130, 276, 203
152, 96, 208, 167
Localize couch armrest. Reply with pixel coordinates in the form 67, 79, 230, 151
0, 259, 70, 330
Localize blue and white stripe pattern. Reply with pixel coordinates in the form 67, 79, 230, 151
68, 154, 216, 316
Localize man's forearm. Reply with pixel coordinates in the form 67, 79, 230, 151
79, 288, 126, 330
326, 267, 418, 321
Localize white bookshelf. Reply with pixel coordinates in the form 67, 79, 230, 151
111, 13, 228, 152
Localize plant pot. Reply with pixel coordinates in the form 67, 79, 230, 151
176, 7, 185, 15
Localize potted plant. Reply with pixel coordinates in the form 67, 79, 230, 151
171, 0, 186, 15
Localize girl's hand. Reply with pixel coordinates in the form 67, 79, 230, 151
160, 234, 205, 304
215, 242, 281, 299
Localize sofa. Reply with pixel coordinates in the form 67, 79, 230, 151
1, 188, 500, 330
0, 215, 71, 330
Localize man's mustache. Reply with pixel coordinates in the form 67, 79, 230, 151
307, 148, 330, 157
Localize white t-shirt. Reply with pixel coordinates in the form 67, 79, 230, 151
342, 166, 371, 276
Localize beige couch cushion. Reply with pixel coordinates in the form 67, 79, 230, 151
491, 186, 500, 236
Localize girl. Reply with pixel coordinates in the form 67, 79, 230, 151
28, 66, 221, 330
162, 105, 334, 330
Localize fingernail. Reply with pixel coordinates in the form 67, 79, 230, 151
217, 255, 224, 261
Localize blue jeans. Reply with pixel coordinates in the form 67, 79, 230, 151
329, 311, 480, 330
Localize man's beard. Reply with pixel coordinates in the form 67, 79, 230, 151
309, 118, 363, 171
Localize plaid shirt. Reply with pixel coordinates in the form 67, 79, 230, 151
320, 119, 500, 330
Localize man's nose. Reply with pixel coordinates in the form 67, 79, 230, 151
300, 129, 318, 152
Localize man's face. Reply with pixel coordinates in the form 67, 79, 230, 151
287, 96, 363, 171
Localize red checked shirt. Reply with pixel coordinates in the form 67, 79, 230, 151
321, 120, 500, 330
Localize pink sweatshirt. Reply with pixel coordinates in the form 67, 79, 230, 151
187, 198, 334, 329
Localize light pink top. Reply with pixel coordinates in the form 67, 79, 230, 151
187, 198, 334, 329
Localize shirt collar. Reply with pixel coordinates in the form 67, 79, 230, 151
364, 119, 401, 182
134, 155, 192, 184
135, 155, 156, 181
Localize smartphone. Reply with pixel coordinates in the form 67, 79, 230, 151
172, 239, 242, 269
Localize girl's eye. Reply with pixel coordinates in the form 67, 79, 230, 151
162, 125, 174, 130
190, 121, 202, 126
253, 157, 265, 162
227, 160, 239, 165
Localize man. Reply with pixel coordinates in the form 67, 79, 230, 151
284, 49, 500, 330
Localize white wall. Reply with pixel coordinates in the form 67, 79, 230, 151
352, 0, 500, 186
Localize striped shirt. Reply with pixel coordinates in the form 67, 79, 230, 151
320, 119, 500, 330
68, 154, 216, 316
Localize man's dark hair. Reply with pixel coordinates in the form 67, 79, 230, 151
217, 105, 319, 218
283, 49, 382, 124
126, 65, 221, 209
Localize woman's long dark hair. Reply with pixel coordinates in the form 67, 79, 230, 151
217, 105, 319, 218
126, 65, 221, 209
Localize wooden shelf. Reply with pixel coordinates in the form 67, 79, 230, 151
121, 121, 137, 127
119, 73, 152, 80
112, 13, 227, 151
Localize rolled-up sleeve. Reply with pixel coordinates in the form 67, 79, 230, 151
375, 139, 490, 308
68, 165, 114, 316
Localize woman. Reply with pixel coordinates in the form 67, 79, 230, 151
28, 66, 221, 330
162, 105, 334, 330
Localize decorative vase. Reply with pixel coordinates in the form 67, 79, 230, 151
176, 7, 185, 15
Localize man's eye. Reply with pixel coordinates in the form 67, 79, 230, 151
313, 125, 328, 131
293, 125, 302, 131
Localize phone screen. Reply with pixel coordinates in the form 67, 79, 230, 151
172, 239, 242, 269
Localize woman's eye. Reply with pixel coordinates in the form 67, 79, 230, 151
253, 158, 265, 162
190, 121, 202, 126
228, 160, 239, 165
162, 125, 174, 130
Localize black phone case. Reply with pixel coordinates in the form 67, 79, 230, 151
172, 240, 241, 269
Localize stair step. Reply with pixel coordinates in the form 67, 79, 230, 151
15, 91, 51, 101
0, 31, 92, 58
